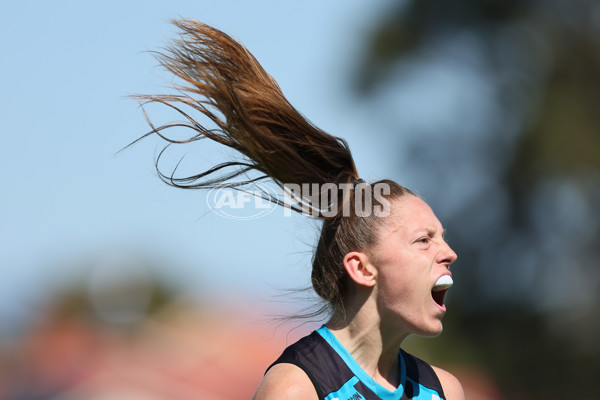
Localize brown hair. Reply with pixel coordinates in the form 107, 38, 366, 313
130, 19, 413, 318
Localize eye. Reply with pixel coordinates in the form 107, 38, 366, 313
416, 237, 430, 244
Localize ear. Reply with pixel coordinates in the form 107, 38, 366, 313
343, 251, 377, 287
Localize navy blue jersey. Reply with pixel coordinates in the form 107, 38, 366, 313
267, 326, 446, 400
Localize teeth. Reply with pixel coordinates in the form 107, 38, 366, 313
432, 275, 453, 292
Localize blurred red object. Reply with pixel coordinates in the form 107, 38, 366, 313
3, 300, 301, 400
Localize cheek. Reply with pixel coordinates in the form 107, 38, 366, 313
376, 255, 431, 302
376, 267, 415, 307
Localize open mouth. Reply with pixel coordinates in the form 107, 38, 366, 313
431, 275, 453, 307
431, 288, 447, 307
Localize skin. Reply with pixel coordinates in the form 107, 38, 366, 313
253, 195, 464, 400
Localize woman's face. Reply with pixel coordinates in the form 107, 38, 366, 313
368, 195, 457, 337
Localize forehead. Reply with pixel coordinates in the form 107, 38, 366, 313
381, 195, 443, 236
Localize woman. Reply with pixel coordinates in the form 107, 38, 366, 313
134, 19, 465, 400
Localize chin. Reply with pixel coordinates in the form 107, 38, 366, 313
415, 322, 444, 338
425, 328, 443, 338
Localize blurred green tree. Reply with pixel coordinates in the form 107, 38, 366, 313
351, 0, 600, 397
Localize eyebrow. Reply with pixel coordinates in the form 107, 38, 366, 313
413, 227, 447, 238
421, 227, 445, 237
427, 228, 446, 239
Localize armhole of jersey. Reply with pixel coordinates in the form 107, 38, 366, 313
400, 349, 447, 400
266, 356, 323, 398
423, 361, 446, 399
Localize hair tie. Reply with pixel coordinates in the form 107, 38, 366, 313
352, 178, 365, 187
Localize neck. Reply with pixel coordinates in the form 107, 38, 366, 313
326, 297, 410, 390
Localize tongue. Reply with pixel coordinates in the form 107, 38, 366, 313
433, 275, 453, 291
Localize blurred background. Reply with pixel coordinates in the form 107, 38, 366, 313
2, 0, 599, 398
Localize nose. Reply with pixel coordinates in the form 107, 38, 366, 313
437, 240, 458, 267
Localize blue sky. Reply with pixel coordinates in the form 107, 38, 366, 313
1, 0, 412, 329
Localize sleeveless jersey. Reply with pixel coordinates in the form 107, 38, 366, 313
267, 326, 446, 400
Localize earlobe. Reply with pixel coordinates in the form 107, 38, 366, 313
343, 252, 377, 287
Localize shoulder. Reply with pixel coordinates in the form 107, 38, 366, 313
431, 365, 465, 400
252, 362, 318, 400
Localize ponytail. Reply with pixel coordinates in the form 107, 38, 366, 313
130, 19, 358, 208
132, 19, 413, 319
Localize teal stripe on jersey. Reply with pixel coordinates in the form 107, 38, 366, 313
324, 377, 363, 400
406, 377, 443, 400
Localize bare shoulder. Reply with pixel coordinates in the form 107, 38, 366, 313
252, 363, 318, 400
431, 365, 465, 400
